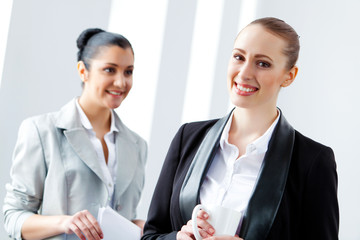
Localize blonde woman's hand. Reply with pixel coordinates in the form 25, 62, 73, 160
204, 236, 243, 240
62, 210, 103, 240
176, 209, 215, 240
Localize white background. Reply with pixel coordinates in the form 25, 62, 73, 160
1, 0, 359, 239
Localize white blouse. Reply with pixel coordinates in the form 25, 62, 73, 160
200, 110, 280, 227
75, 99, 118, 206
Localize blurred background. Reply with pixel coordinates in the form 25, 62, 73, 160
0, 0, 359, 239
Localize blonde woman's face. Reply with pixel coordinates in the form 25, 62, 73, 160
227, 24, 296, 111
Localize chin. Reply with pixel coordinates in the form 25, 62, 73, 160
230, 97, 253, 109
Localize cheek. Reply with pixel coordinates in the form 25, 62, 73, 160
260, 75, 282, 93
227, 63, 238, 77
227, 66, 237, 84
127, 79, 133, 91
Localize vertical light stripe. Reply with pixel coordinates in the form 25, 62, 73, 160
0, 0, 13, 88
108, 0, 168, 142
238, 0, 258, 31
227, 0, 258, 113
181, 0, 225, 123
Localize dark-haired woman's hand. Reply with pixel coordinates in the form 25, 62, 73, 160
176, 209, 215, 240
62, 210, 103, 240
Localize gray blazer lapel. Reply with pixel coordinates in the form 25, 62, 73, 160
240, 112, 295, 240
55, 99, 107, 184
114, 135, 138, 197
113, 114, 139, 198
179, 111, 233, 222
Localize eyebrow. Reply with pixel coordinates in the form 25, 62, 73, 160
233, 48, 273, 62
106, 63, 134, 68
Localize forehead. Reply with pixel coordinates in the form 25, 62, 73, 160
234, 24, 287, 58
92, 45, 134, 66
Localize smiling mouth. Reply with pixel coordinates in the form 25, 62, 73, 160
235, 83, 258, 92
106, 90, 122, 96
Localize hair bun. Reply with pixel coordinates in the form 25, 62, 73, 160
76, 28, 105, 50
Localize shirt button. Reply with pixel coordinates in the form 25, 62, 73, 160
249, 145, 255, 152
108, 183, 112, 187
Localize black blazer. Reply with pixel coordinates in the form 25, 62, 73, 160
142, 112, 339, 240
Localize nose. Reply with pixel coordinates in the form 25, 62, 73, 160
237, 61, 254, 81
114, 74, 126, 88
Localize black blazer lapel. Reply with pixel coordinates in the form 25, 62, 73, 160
179, 111, 233, 223
240, 112, 295, 240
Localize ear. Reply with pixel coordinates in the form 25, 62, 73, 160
281, 66, 298, 88
77, 61, 88, 83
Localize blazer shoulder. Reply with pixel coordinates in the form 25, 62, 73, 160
19, 111, 58, 133
294, 130, 334, 154
180, 118, 219, 138
169, 118, 220, 162
293, 130, 336, 173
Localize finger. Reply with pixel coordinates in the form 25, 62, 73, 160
195, 218, 215, 235
204, 236, 242, 240
83, 210, 103, 238
197, 209, 210, 220
78, 214, 101, 240
176, 231, 195, 240
69, 223, 86, 240
73, 218, 95, 240
181, 224, 211, 238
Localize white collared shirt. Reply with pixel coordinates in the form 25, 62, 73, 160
75, 99, 118, 206
199, 110, 280, 226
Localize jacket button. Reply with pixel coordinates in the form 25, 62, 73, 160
117, 205, 122, 211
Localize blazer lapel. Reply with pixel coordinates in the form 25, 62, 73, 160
113, 114, 139, 198
114, 135, 138, 197
179, 111, 233, 223
55, 99, 107, 184
239, 112, 295, 240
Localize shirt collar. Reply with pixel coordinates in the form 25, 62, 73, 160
220, 109, 280, 154
75, 98, 119, 133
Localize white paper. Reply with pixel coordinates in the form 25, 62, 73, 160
97, 206, 141, 240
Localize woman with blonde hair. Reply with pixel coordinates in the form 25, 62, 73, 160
142, 17, 339, 240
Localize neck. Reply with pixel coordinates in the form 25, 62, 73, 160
78, 96, 111, 131
230, 106, 278, 140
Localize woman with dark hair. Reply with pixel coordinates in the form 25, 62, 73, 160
3, 28, 147, 240
142, 17, 339, 240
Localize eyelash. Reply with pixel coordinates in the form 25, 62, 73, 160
125, 70, 133, 76
257, 61, 271, 68
234, 54, 244, 61
233, 54, 271, 68
103, 67, 133, 76
104, 67, 115, 73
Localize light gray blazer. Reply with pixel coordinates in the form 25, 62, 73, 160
3, 99, 147, 240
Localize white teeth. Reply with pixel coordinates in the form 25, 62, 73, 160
108, 90, 121, 96
236, 84, 256, 92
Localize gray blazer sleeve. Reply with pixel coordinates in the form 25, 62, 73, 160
3, 118, 47, 240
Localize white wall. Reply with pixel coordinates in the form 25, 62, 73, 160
1, 0, 359, 239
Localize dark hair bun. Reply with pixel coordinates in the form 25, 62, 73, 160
76, 28, 105, 50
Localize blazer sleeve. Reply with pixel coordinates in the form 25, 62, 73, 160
142, 124, 187, 240
301, 146, 339, 239
3, 118, 47, 240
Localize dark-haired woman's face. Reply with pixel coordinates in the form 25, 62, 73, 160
80, 45, 134, 110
